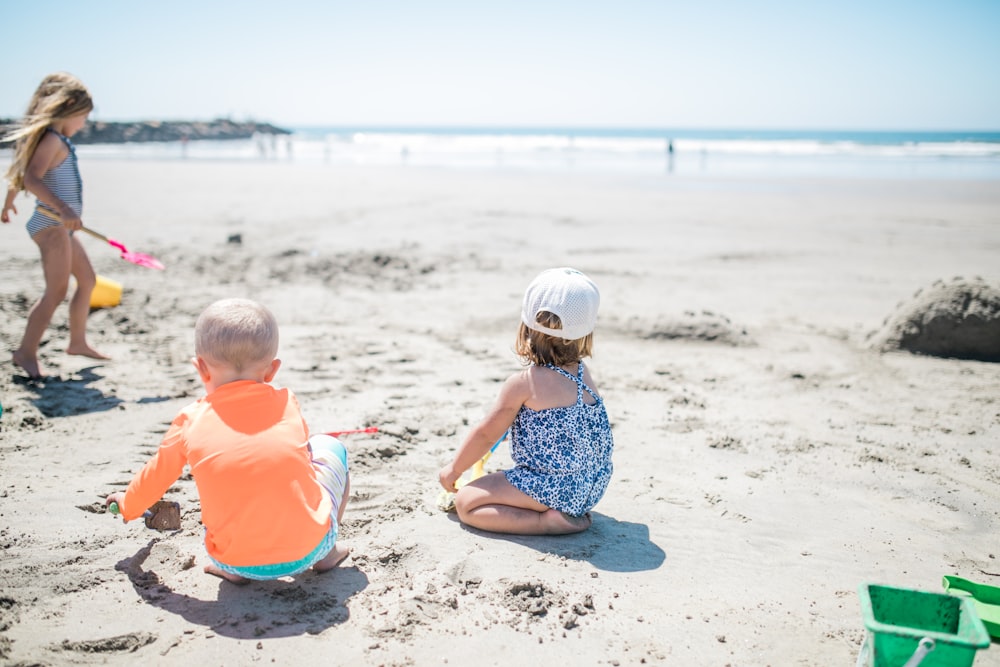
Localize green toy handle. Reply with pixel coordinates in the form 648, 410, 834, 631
943, 575, 1000, 605
107, 500, 157, 523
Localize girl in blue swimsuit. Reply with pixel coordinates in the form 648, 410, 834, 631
2, 73, 108, 379
439, 267, 614, 535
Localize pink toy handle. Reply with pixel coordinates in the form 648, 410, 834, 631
326, 426, 379, 437
81, 227, 126, 254
34, 209, 109, 243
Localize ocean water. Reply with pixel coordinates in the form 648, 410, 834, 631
70, 126, 1000, 180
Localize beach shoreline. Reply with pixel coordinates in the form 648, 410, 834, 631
1, 159, 998, 665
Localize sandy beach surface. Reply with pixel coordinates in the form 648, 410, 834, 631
1, 158, 998, 666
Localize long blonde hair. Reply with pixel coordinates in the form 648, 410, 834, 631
3, 72, 93, 192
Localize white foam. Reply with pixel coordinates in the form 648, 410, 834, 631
47, 129, 1000, 179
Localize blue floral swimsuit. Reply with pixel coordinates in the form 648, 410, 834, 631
504, 362, 614, 517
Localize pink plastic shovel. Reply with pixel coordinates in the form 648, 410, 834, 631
37, 208, 165, 270
81, 226, 165, 270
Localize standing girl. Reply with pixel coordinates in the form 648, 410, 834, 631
2, 72, 108, 379
439, 267, 614, 535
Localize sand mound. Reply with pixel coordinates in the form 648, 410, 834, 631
622, 310, 752, 346
869, 278, 1000, 362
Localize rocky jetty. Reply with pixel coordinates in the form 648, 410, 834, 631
0, 118, 290, 144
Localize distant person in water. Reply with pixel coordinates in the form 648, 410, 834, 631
1, 72, 109, 380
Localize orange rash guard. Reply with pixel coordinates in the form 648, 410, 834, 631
122, 381, 333, 567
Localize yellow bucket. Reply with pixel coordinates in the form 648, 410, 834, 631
90, 275, 122, 308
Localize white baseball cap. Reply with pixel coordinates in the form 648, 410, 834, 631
521, 267, 600, 341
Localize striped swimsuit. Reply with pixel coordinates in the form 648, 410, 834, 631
25, 130, 82, 237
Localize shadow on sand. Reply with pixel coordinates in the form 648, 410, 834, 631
115, 539, 369, 639
16, 366, 124, 417
453, 511, 665, 572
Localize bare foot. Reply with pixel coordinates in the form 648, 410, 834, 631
541, 509, 592, 534
12, 349, 43, 380
66, 344, 111, 360
313, 544, 351, 573
203, 564, 250, 585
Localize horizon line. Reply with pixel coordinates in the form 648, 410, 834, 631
3, 116, 999, 135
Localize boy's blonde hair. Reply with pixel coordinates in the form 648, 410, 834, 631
195, 299, 279, 372
3, 72, 94, 192
514, 311, 593, 367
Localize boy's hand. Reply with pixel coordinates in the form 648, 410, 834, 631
105, 492, 128, 523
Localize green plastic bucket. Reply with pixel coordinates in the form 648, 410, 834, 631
859, 583, 991, 666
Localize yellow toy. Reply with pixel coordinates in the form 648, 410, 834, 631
89, 275, 122, 309
437, 431, 507, 512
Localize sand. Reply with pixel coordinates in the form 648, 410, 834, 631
1, 159, 999, 666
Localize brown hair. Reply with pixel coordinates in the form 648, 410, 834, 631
514, 311, 593, 367
3, 73, 94, 192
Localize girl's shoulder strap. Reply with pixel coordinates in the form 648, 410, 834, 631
543, 363, 579, 383
46, 128, 73, 149
544, 362, 588, 403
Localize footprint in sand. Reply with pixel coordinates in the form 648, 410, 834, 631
57, 631, 158, 654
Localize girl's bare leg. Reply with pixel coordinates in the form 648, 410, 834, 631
65, 234, 109, 360
13, 227, 72, 378
454, 472, 592, 535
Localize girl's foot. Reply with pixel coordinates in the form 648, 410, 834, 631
66, 344, 110, 360
313, 544, 351, 573
541, 509, 592, 534
12, 349, 43, 380
203, 564, 250, 585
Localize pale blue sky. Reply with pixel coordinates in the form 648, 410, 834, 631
2, 0, 998, 129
